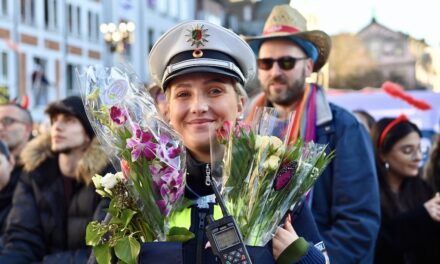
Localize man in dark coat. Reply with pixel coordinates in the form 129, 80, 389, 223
0, 103, 33, 244
245, 5, 381, 263
0, 96, 113, 263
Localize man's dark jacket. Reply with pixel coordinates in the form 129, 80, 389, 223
0, 134, 113, 264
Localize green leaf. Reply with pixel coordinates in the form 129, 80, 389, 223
86, 221, 103, 246
107, 198, 118, 216
166, 227, 195, 242
114, 236, 140, 264
120, 209, 137, 228
94, 244, 111, 264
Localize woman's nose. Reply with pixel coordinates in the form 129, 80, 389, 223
190, 95, 208, 114
412, 148, 423, 162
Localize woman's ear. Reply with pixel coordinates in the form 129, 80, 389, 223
379, 152, 387, 164
305, 58, 314, 77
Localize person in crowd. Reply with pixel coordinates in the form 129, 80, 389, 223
0, 103, 33, 160
0, 96, 114, 263
148, 83, 169, 121
353, 109, 376, 136
424, 135, 440, 193
372, 115, 440, 263
244, 4, 381, 263
145, 19, 326, 263
0, 140, 15, 247
0, 103, 33, 243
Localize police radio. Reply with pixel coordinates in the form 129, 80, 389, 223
205, 177, 252, 264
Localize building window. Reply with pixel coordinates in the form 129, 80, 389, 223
95, 13, 100, 41
44, 0, 58, 30
66, 64, 79, 96
67, 4, 73, 33
0, 51, 7, 80
87, 11, 99, 42
31, 58, 50, 106
148, 28, 154, 52
243, 5, 252, 22
67, 4, 81, 37
21, 0, 35, 25
76, 6, 81, 36
0, 0, 8, 17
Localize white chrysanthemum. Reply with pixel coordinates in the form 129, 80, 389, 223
101, 172, 119, 189
255, 135, 270, 149
269, 136, 283, 150
115, 171, 125, 181
263, 155, 280, 171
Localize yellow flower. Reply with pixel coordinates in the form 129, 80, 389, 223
92, 174, 103, 189
255, 135, 270, 149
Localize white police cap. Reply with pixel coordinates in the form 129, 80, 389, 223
148, 20, 256, 90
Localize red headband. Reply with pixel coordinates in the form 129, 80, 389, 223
378, 114, 409, 149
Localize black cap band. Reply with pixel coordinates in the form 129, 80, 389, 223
162, 50, 245, 89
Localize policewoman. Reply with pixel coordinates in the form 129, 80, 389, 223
145, 20, 326, 264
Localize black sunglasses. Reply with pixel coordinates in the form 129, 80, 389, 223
257, 56, 308, 71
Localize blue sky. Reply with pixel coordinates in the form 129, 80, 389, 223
292, 0, 440, 47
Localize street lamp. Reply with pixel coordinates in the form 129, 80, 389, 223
100, 20, 135, 54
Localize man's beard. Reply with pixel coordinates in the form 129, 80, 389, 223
264, 70, 306, 106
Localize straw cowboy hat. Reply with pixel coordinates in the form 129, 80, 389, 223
149, 20, 256, 90
245, 4, 331, 72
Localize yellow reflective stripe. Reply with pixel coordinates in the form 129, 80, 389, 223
169, 207, 192, 229
168, 205, 224, 229
213, 205, 223, 220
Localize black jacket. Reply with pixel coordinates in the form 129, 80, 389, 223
0, 164, 22, 248
374, 178, 440, 264
0, 134, 113, 264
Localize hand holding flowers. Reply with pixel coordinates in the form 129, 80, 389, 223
78, 65, 192, 264
213, 107, 334, 246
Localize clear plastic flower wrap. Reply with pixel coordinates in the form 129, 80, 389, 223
211, 107, 334, 246
77, 64, 192, 264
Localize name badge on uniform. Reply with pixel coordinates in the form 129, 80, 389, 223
196, 194, 216, 209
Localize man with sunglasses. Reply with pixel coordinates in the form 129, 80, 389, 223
245, 5, 380, 264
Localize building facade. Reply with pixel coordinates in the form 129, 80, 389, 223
357, 18, 439, 91
0, 0, 102, 121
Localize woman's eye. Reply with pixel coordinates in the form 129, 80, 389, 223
209, 87, 223, 95
175, 91, 189, 98
401, 146, 414, 154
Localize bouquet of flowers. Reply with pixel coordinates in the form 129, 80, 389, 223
78, 65, 192, 264
212, 107, 334, 246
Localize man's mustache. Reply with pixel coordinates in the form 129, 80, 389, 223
269, 76, 288, 85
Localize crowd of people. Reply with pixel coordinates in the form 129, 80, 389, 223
0, 4, 438, 264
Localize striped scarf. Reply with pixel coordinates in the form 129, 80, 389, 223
246, 83, 317, 143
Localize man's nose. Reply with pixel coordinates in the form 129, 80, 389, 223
270, 61, 283, 77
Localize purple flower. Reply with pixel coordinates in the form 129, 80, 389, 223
274, 161, 297, 191
126, 123, 157, 161
156, 200, 171, 216
110, 105, 127, 125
